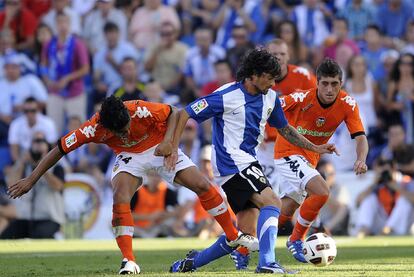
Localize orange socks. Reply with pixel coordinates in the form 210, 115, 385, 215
278, 214, 292, 228
237, 246, 250, 256
198, 186, 239, 241
112, 203, 135, 261
291, 194, 329, 241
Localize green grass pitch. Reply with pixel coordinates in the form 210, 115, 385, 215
0, 236, 413, 276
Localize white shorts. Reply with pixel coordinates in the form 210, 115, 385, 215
111, 145, 195, 185
274, 155, 320, 204
256, 141, 279, 194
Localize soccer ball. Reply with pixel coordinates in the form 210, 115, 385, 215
303, 233, 337, 267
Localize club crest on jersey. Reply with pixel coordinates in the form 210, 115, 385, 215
191, 99, 209, 114
316, 117, 326, 127
65, 133, 77, 148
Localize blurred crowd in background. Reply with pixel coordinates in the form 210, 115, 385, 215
0, 0, 414, 240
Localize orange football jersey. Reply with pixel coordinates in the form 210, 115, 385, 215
59, 100, 171, 155
265, 64, 317, 142
274, 88, 365, 167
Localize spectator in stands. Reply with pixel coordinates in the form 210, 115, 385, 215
0, 0, 38, 52
355, 153, 414, 237
201, 59, 234, 96
41, 11, 89, 134
361, 24, 388, 81
0, 53, 48, 114
42, 0, 81, 35
33, 24, 53, 73
142, 79, 179, 106
129, 0, 180, 53
386, 53, 414, 143
376, 0, 413, 40
317, 160, 350, 236
402, 20, 414, 55
345, 55, 378, 136
226, 25, 255, 73
144, 21, 188, 95
8, 97, 57, 163
376, 49, 399, 104
183, 27, 225, 99
338, 0, 375, 41
110, 57, 145, 101
380, 122, 406, 160
179, 118, 201, 167
131, 170, 183, 238
275, 20, 308, 65
83, 0, 128, 54
1, 132, 65, 239
212, 0, 257, 48
181, 0, 220, 32
93, 22, 139, 104
22, 0, 52, 18
323, 17, 360, 69
291, 0, 330, 48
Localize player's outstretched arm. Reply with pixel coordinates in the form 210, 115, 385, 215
154, 106, 179, 157
277, 124, 338, 155
354, 135, 369, 175
163, 109, 190, 171
8, 146, 63, 199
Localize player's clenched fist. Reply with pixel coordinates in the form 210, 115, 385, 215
354, 160, 368, 175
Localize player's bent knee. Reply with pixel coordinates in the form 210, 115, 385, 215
259, 190, 282, 208
192, 178, 211, 195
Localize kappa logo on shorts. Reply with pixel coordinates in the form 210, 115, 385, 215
191, 99, 209, 114
65, 133, 77, 148
285, 158, 305, 179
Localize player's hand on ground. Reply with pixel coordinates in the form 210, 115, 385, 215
316, 143, 340, 155
8, 178, 35, 199
354, 160, 368, 175
154, 141, 173, 157
164, 151, 178, 172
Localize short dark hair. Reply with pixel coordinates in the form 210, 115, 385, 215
24, 97, 37, 104
316, 58, 343, 82
236, 48, 280, 82
214, 59, 231, 68
365, 24, 381, 35
98, 95, 130, 131
104, 21, 119, 33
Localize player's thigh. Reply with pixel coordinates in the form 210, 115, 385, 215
250, 186, 281, 208
173, 166, 210, 195
305, 174, 329, 196
222, 162, 271, 213
111, 152, 146, 202
274, 155, 319, 205
236, 208, 259, 236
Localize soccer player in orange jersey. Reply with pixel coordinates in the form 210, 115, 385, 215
258, 39, 317, 195
8, 96, 258, 274
275, 59, 369, 263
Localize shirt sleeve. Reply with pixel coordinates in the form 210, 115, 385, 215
267, 96, 288, 129
185, 93, 224, 123
58, 114, 100, 155
344, 100, 365, 139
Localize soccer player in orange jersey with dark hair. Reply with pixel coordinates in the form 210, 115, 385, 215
275, 59, 368, 263
8, 96, 258, 274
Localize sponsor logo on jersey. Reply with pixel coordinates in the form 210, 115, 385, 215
316, 117, 326, 127
113, 162, 120, 172
191, 99, 209, 114
131, 106, 153, 118
340, 95, 356, 111
80, 124, 98, 138
65, 133, 77, 148
297, 126, 333, 137
290, 91, 310, 102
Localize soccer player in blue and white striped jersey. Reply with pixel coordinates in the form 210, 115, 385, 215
169, 48, 337, 274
